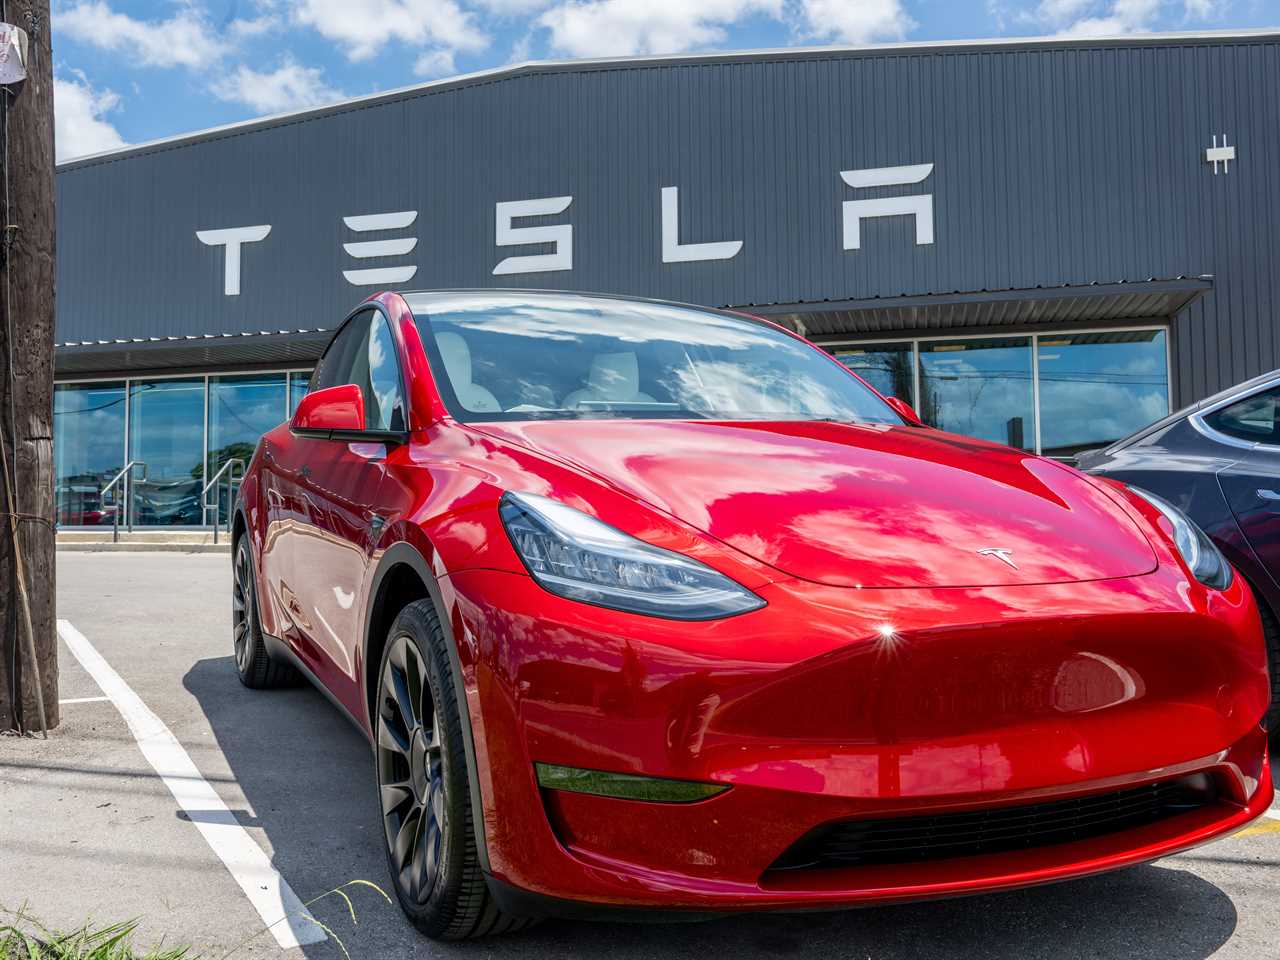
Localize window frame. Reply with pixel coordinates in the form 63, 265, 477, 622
296, 303, 410, 445
823, 324, 1172, 459
1190, 373, 1280, 452
411, 299, 905, 426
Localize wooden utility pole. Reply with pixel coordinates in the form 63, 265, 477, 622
0, 0, 57, 734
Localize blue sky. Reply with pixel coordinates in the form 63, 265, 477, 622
52, 0, 1279, 161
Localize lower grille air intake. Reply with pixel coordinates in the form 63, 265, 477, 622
769, 773, 1216, 872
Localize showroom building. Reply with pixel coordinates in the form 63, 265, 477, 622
53, 28, 1279, 525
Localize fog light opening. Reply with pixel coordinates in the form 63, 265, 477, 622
534, 763, 729, 803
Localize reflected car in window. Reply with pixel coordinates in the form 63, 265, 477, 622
1079, 369, 1280, 733
233, 291, 1272, 940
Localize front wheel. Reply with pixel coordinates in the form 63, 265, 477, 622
231, 536, 298, 689
374, 600, 531, 939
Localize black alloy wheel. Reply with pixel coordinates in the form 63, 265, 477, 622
373, 600, 531, 939
378, 634, 447, 905
231, 535, 297, 689
232, 540, 255, 676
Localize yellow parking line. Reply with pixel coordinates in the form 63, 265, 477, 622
1234, 817, 1280, 839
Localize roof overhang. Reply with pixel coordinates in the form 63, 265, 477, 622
753, 277, 1212, 340
53, 277, 1212, 376
54, 329, 332, 378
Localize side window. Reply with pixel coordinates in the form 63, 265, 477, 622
363, 315, 406, 432
305, 309, 404, 432
1204, 387, 1280, 445
310, 312, 372, 394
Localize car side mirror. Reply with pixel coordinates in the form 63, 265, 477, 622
885, 396, 924, 427
291, 384, 365, 436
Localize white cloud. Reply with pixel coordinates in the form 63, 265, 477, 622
54, 2, 229, 69
211, 59, 343, 113
508, 31, 534, 62
54, 73, 126, 162
413, 49, 458, 76
1182, 0, 1222, 15
538, 0, 783, 58
230, 14, 281, 37
1018, 0, 1221, 36
798, 0, 916, 44
1058, 0, 1160, 36
472, 0, 556, 13
290, 0, 488, 61
1035, 0, 1094, 22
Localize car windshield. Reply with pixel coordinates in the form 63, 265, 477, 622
408, 293, 902, 425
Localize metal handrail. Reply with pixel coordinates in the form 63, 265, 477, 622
201, 458, 245, 545
103, 460, 147, 543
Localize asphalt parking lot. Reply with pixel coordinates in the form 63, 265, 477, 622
2, 551, 1279, 959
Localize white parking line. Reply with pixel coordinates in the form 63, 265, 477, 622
57, 619, 326, 950
59, 696, 111, 704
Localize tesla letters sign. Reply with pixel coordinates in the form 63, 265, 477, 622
196, 164, 936, 295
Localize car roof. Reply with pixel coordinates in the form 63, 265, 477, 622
396, 288, 798, 338
1103, 366, 1280, 454
399, 288, 747, 316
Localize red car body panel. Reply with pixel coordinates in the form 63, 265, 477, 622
470, 419, 1159, 588
240, 290, 1273, 914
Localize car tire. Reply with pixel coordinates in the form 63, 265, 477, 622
232, 536, 299, 689
375, 599, 533, 940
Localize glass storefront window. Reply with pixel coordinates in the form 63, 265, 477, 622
208, 373, 287, 525
831, 342, 915, 408
1037, 331, 1169, 458
918, 337, 1035, 450
53, 382, 126, 526
829, 331, 1169, 455
128, 379, 206, 526
288, 371, 311, 416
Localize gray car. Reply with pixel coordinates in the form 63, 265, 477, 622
1079, 370, 1280, 736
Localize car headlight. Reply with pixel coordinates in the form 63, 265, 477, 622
1127, 486, 1232, 590
499, 491, 765, 620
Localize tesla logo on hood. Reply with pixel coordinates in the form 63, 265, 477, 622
976, 547, 1018, 569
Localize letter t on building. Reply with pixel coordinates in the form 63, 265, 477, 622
196, 225, 272, 296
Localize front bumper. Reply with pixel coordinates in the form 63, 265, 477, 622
438, 564, 1273, 912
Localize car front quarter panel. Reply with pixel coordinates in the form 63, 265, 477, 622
387, 423, 783, 591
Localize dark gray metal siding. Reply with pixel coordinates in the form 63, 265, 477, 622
55, 34, 1280, 405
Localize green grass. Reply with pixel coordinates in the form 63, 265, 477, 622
1, 881, 393, 960
0, 914, 190, 960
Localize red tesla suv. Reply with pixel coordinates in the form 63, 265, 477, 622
233, 290, 1272, 939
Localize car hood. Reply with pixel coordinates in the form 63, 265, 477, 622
474, 419, 1158, 589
